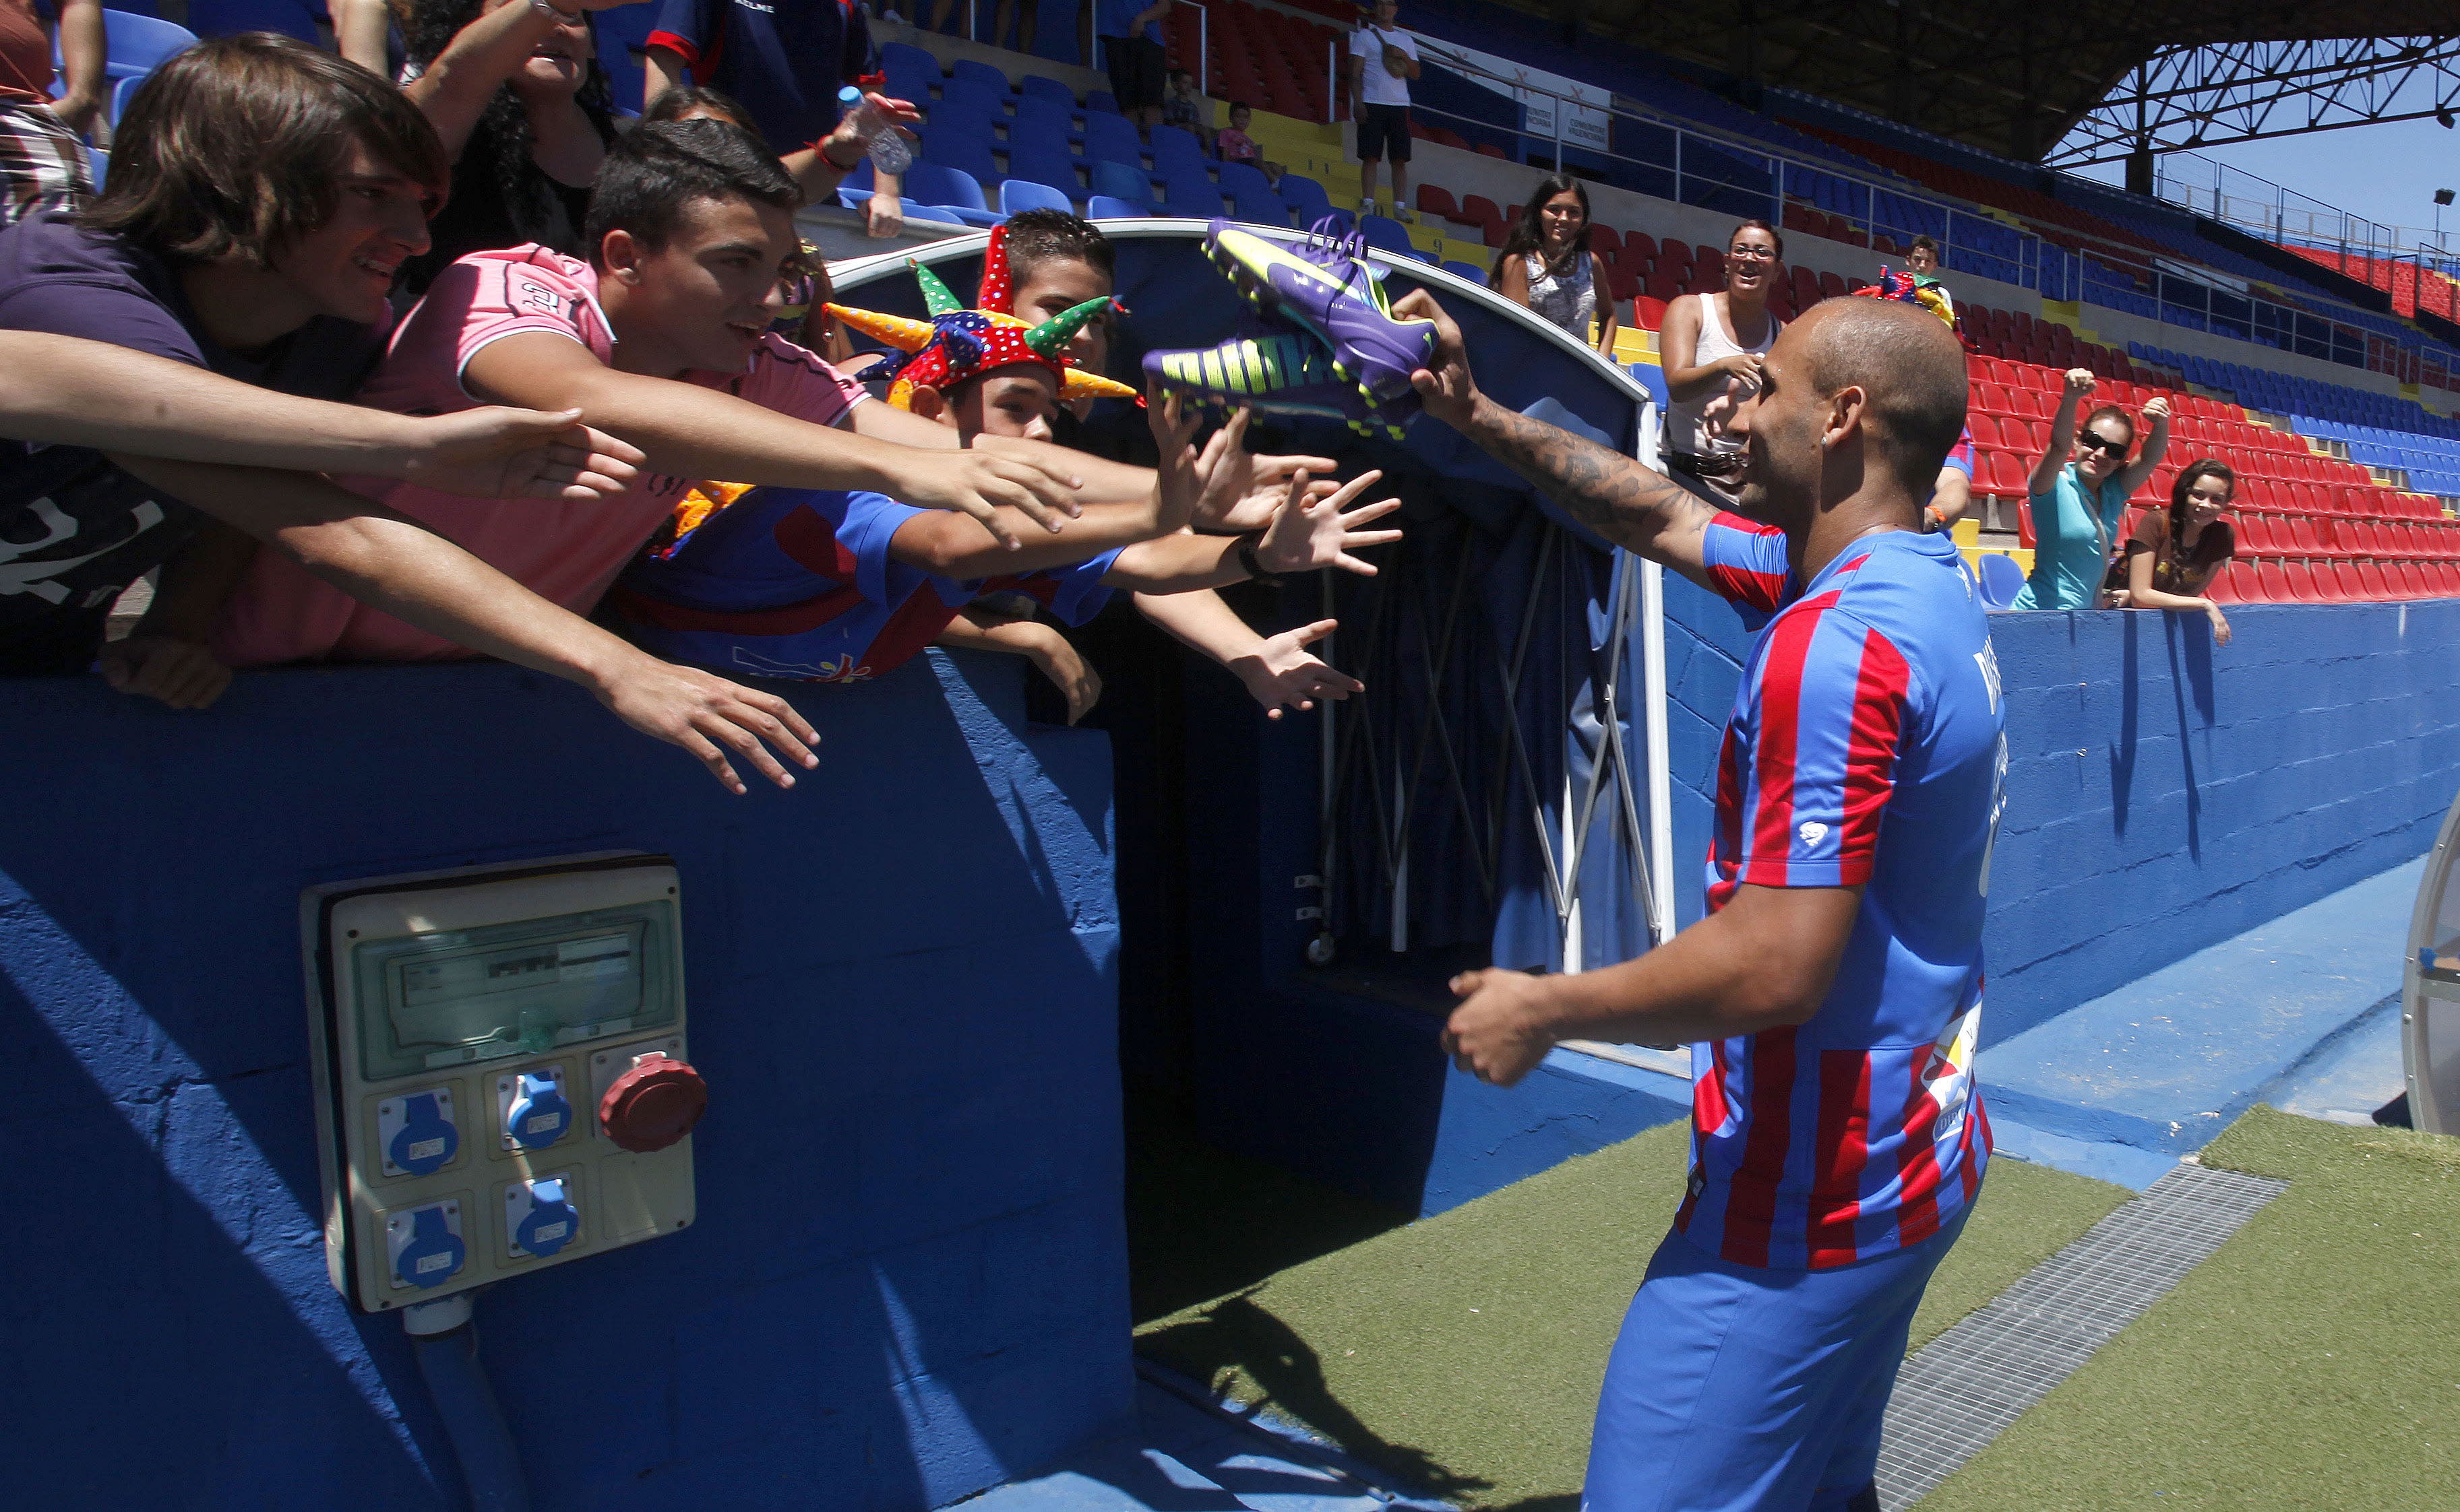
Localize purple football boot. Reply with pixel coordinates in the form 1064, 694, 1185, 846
1142, 319, 1420, 439
1204, 218, 1437, 408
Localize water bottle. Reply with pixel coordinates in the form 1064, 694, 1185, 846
838, 86, 912, 175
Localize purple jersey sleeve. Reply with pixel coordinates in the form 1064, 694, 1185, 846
1698, 509, 1792, 612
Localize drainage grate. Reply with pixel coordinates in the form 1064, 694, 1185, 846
1875, 1162, 2289, 1510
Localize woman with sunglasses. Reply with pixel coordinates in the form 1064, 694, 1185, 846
2012, 366, 2170, 610
2109, 458, 2236, 644
1658, 218, 1781, 507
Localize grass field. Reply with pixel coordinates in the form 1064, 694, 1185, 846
1134, 1120, 2130, 1509
1919, 1106, 2460, 1511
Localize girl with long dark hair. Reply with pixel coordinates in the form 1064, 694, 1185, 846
395, 0, 629, 293
2112, 457, 2237, 644
1489, 172, 1617, 354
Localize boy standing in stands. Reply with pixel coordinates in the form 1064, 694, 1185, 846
1345, 0, 1417, 220
644, 0, 907, 237
0, 36, 819, 794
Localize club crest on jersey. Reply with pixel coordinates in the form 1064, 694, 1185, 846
1797, 821, 1830, 847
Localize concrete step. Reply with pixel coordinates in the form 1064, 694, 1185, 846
1980, 854, 2426, 1161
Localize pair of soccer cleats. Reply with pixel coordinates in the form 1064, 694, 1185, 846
1142, 218, 1438, 440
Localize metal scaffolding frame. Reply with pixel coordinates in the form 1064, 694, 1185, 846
2049, 36, 2460, 167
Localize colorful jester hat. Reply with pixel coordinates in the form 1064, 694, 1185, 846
1854, 267, 1958, 333
824, 226, 1141, 410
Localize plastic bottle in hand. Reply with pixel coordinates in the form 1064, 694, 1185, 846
838, 86, 912, 175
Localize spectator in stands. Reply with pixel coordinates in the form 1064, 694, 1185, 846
2110, 458, 2236, 645
1161, 66, 1208, 148
646, 0, 911, 236
642, 78, 913, 230
0, 0, 102, 222
1489, 173, 1616, 354
194, 119, 1089, 674
1094, 0, 1172, 135
2011, 369, 2171, 610
0, 37, 819, 790
1216, 100, 1279, 183
395, 0, 629, 294
1658, 218, 1781, 507
1903, 234, 1952, 319
1345, 0, 1417, 220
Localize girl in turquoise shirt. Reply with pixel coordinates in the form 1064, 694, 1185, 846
2012, 367, 2172, 610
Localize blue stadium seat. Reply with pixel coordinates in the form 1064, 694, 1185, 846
1975, 553, 2025, 610
87, 146, 105, 191
900, 162, 1003, 226
1148, 124, 1210, 178
1086, 90, 1119, 114
919, 122, 1001, 191
1157, 174, 1225, 220
1088, 160, 1155, 208
1357, 214, 1416, 259
592, 7, 656, 117
1088, 195, 1150, 220
930, 83, 1004, 127
1010, 98, 1080, 147
949, 59, 1011, 96
1230, 183, 1292, 227
1624, 362, 1668, 410
1279, 174, 1333, 224
1217, 161, 1272, 199
183, 0, 313, 42
1080, 111, 1144, 168
82, 8, 193, 72
1003, 141, 1082, 201
1441, 259, 1487, 282
1000, 179, 1074, 216
1018, 75, 1077, 108
880, 42, 941, 97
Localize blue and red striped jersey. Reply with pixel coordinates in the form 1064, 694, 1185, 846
1678, 512, 2006, 1268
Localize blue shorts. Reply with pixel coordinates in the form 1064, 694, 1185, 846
1582, 1203, 1975, 1512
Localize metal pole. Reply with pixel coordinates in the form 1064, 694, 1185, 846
1326, 39, 1336, 127
1639, 559, 1673, 947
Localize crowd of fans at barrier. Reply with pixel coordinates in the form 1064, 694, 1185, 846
0, 0, 2252, 794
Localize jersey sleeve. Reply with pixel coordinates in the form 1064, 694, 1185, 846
1699, 509, 1792, 612
644, 0, 719, 69
1941, 425, 1974, 479
983, 548, 1124, 627
0, 272, 205, 369
1732, 606, 1911, 889
423, 253, 609, 395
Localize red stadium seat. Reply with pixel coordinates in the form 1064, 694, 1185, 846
2334, 561, 2366, 602
1966, 413, 2000, 449
2207, 560, 2242, 604
1417, 184, 1460, 221
2358, 559, 2390, 598
1632, 294, 1668, 330
2252, 559, 2287, 601
1625, 229, 1657, 263
1461, 194, 1502, 227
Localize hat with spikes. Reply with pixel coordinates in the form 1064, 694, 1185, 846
1853, 267, 1961, 336
824, 226, 1142, 410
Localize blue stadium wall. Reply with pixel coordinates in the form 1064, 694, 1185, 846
0, 651, 1129, 1511
1185, 582, 2460, 1215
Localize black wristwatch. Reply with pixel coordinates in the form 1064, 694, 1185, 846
1236, 534, 1285, 588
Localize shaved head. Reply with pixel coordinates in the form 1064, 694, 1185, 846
1790, 297, 1968, 495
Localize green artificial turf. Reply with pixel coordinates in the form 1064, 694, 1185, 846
1919, 1106, 2460, 1512
1134, 1120, 2130, 1509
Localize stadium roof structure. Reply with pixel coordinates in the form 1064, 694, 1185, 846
1514, 0, 2460, 167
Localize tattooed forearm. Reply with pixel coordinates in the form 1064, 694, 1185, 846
1465, 396, 1713, 561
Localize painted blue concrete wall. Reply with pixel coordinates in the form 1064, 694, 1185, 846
0, 650, 1129, 1511
1665, 586, 2460, 1043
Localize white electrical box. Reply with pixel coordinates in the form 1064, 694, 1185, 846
303, 853, 706, 1311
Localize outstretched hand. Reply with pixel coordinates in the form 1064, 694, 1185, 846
1440, 967, 1560, 1087
98, 633, 232, 711
1257, 468, 1403, 576
592, 652, 822, 795
1149, 389, 1257, 531
890, 442, 1086, 549
1230, 618, 1362, 718
400, 406, 647, 503
1391, 288, 1479, 429
1198, 449, 1344, 533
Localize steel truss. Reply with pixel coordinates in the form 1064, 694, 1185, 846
2050, 37, 2460, 167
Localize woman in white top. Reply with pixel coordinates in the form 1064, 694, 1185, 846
1491, 172, 1620, 355
1658, 218, 1783, 505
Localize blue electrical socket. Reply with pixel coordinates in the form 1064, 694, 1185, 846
387, 1201, 466, 1290
503, 1070, 572, 1151
505, 1175, 580, 1259
383, 1090, 460, 1177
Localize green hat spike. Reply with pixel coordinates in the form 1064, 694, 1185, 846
1022, 296, 1118, 357
911, 258, 962, 317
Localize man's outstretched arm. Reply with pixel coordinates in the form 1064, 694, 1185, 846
1390, 288, 1725, 592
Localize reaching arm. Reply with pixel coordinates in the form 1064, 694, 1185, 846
2123, 538, 2231, 645
49, 0, 105, 138
2031, 367, 2093, 497
1656, 292, 1758, 404
1136, 594, 1360, 718
464, 330, 1086, 547
103, 455, 818, 792
934, 609, 1101, 724
1495, 253, 1531, 308
848, 398, 1163, 505
333, 0, 397, 74
1441, 882, 1862, 1085
1392, 288, 1722, 587
405, 0, 641, 160
1928, 466, 1971, 529
1591, 257, 1620, 354
643, 43, 688, 114
0, 334, 643, 498
2112, 396, 2172, 499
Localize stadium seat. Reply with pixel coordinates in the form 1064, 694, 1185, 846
1087, 195, 1149, 220
1004, 141, 1082, 201
1441, 259, 1486, 283
1158, 174, 1225, 219
1088, 160, 1155, 208
949, 58, 1010, 96
1417, 185, 1460, 221
919, 123, 1002, 193
900, 162, 1002, 226
1086, 90, 1119, 114
1279, 174, 1333, 224
1230, 182, 1293, 226
1461, 195, 1502, 228
592, 5, 656, 117
1080, 111, 1145, 168
1010, 97, 1079, 144
1631, 294, 1668, 330
1000, 178, 1074, 216
1357, 214, 1415, 259
1625, 230, 1657, 263
1148, 125, 1210, 178
1018, 75, 1077, 108
1976, 553, 2025, 609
